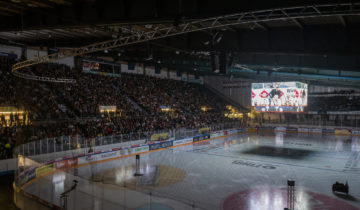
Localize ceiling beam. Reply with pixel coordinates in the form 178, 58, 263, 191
10, 3, 360, 82
250, 12, 267, 31
280, 9, 303, 29
0, 6, 22, 14
338, 15, 346, 27
0, 1, 27, 10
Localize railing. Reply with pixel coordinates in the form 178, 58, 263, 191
13, 122, 242, 210
14, 122, 239, 158
249, 116, 360, 129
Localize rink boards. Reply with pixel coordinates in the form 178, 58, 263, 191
15, 128, 242, 196
253, 126, 360, 135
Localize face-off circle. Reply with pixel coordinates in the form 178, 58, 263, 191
222, 187, 359, 210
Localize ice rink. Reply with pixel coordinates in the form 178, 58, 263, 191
23, 132, 360, 210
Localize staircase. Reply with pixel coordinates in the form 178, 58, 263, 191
112, 84, 146, 113
203, 84, 249, 112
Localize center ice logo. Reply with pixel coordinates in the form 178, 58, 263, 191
232, 159, 277, 170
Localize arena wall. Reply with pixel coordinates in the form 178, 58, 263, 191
203, 75, 252, 108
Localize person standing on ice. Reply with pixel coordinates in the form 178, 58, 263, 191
269, 85, 282, 110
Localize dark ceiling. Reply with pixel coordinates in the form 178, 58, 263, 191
2, 0, 360, 85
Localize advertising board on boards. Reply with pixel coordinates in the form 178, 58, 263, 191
35, 164, 54, 177
310, 128, 322, 134
298, 128, 309, 133
133, 146, 149, 153
334, 129, 350, 135
275, 127, 286, 132
149, 141, 173, 151
352, 130, 360, 135
173, 138, 193, 146
322, 128, 335, 134
193, 134, 210, 142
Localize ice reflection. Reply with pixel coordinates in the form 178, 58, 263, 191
226, 187, 313, 210
114, 166, 135, 184
275, 132, 284, 146
352, 136, 360, 152
248, 187, 284, 210
335, 136, 344, 152
52, 171, 65, 194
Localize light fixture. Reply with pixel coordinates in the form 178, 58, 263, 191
145, 54, 153, 61
215, 33, 223, 43
104, 49, 108, 53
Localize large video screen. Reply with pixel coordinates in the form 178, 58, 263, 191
251, 82, 308, 112
82, 61, 99, 71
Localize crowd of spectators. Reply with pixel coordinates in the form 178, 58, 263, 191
0, 56, 17, 105
308, 95, 360, 111
0, 57, 237, 159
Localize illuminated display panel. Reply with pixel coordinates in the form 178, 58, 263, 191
251, 82, 307, 112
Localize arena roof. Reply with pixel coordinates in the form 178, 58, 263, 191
1, 0, 360, 87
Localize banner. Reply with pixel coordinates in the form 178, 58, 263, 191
226, 129, 238, 135
351, 130, 360, 135
193, 134, 210, 142
173, 138, 193, 146
210, 131, 224, 138
257, 126, 275, 131
97, 151, 119, 161
298, 128, 309, 133
199, 127, 210, 134
310, 128, 322, 134
335, 129, 350, 135
286, 127, 298, 132
55, 160, 68, 169
36, 164, 54, 177
78, 154, 98, 164
149, 141, 173, 150
322, 128, 335, 134
133, 145, 149, 153
275, 127, 286, 132
150, 133, 169, 141
19, 168, 36, 186
247, 128, 257, 132
119, 147, 133, 156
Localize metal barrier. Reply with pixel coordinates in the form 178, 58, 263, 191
249, 116, 360, 129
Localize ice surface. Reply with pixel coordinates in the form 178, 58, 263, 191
24, 132, 360, 210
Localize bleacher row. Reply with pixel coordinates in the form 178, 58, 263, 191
0, 56, 236, 159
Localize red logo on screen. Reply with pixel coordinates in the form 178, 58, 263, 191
260, 90, 269, 98
280, 91, 284, 98
296, 90, 299, 98
252, 92, 256, 98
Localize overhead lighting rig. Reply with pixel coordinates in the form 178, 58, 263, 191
11, 3, 360, 82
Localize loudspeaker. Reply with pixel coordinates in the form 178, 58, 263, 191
212, 52, 231, 74
219, 52, 227, 74
211, 52, 220, 73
